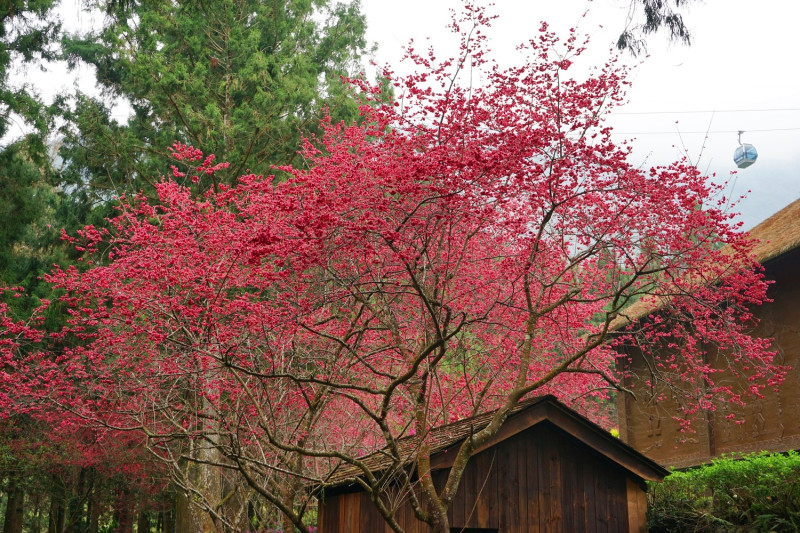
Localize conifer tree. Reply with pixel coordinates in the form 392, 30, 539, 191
59, 0, 372, 199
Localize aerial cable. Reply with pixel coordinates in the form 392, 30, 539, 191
613, 107, 800, 115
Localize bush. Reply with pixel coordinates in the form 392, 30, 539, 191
648, 451, 800, 532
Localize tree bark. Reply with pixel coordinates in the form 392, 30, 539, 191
112, 488, 134, 533
48, 483, 65, 533
68, 468, 86, 533
137, 508, 150, 533
2, 476, 25, 533
86, 472, 100, 533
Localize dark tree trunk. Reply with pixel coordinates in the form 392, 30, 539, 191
49, 484, 66, 533
2, 476, 25, 533
68, 468, 86, 533
159, 505, 175, 533
113, 488, 134, 533
137, 511, 149, 533
137, 495, 150, 533
87, 480, 100, 533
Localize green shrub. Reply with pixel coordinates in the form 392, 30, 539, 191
648, 451, 800, 532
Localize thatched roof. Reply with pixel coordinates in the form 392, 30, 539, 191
321, 395, 668, 489
746, 198, 800, 264
611, 198, 800, 329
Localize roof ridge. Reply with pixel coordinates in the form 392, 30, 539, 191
320, 396, 555, 486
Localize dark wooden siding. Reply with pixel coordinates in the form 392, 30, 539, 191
318, 422, 641, 532
619, 248, 800, 468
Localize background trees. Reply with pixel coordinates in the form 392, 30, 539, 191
18, 7, 780, 533
2, 1, 373, 530
58, 0, 372, 200
0, 0, 60, 144
0, 1, 779, 532
0, 0, 63, 315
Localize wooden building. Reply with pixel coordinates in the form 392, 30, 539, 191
318, 395, 668, 533
617, 198, 800, 468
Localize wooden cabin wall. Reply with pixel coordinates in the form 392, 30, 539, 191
714, 249, 800, 455
617, 342, 713, 468
618, 248, 800, 468
318, 422, 644, 532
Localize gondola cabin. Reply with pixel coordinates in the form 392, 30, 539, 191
734, 143, 758, 168
734, 130, 758, 168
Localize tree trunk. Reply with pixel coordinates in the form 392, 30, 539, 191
48, 484, 66, 533
2, 476, 25, 533
174, 491, 194, 533
220, 481, 249, 532
87, 482, 100, 533
137, 509, 150, 533
113, 488, 134, 533
157, 504, 175, 533
68, 468, 86, 533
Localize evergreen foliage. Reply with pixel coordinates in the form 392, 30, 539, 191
0, 0, 60, 142
58, 0, 373, 198
618, 0, 694, 55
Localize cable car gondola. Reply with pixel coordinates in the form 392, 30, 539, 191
734, 130, 758, 169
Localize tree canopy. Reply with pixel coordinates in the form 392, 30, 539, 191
0, 0, 60, 144
618, 0, 695, 55
3, 7, 780, 532
0, 2, 780, 532
59, 0, 373, 200
1, 1, 375, 530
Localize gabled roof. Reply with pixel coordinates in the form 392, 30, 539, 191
747, 197, 800, 264
611, 197, 800, 329
323, 395, 668, 489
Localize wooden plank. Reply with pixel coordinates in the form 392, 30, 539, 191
497, 433, 519, 531
547, 432, 563, 532
626, 477, 647, 533
360, 491, 386, 533
463, 446, 479, 528
582, 456, 597, 533
560, 435, 579, 533
537, 429, 551, 533
485, 449, 499, 528
320, 493, 342, 533
526, 429, 541, 532
572, 447, 587, 532
341, 492, 360, 533
607, 470, 624, 532
398, 489, 413, 532
318, 494, 333, 533
515, 434, 528, 532
592, 463, 607, 533
472, 449, 494, 528
450, 462, 467, 527
452, 456, 467, 527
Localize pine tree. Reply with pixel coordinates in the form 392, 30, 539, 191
59, 0, 373, 199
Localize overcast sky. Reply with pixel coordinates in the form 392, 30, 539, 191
361, 0, 800, 229
13, 0, 800, 230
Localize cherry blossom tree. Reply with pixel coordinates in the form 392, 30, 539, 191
7, 5, 780, 532
1, 288, 171, 532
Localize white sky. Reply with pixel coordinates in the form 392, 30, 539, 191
361, 0, 800, 229
11, 0, 800, 230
